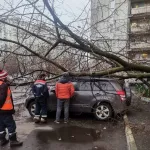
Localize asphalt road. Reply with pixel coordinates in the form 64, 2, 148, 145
2, 88, 147, 150
127, 94, 150, 150
1, 109, 127, 150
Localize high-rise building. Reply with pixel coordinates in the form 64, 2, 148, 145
128, 0, 150, 63
91, 0, 128, 54
91, 0, 150, 64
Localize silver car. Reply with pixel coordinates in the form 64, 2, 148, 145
25, 77, 132, 120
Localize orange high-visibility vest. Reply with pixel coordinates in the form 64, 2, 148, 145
0, 81, 13, 110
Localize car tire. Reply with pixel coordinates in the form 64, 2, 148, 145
126, 99, 131, 106
125, 87, 132, 106
28, 101, 36, 117
94, 103, 113, 121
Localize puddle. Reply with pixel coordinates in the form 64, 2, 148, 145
36, 126, 101, 144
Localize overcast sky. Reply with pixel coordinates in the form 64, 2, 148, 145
0, 0, 90, 31
0, 0, 90, 24
54, 0, 90, 24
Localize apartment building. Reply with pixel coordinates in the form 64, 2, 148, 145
0, 17, 55, 72
128, 0, 150, 63
0, 17, 53, 52
91, 0, 150, 64
91, 0, 128, 53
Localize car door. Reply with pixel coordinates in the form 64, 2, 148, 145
48, 83, 79, 112
47, 87, 57, 111
70, 81, 96, 113
69, 82, 80, 112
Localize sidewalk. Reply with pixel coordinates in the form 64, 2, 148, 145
127, 94, 150, 150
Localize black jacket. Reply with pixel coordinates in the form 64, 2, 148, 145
32, 80, 49, 98
0, 81, 15, 114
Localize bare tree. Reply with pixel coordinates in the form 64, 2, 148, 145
0, 0, 150, 85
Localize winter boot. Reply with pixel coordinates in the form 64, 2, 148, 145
9, 133, 23, 147
0, 131, 9, 146
33, 116, 40, 123
40, 117, 47, 123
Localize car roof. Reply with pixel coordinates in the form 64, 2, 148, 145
70, 77, 116, 82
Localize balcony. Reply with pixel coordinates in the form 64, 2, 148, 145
129, 13, 150, 20
127, 50, 150, 62
131, 27, 145, 33
130, 42, 150, 49
131, 27, 150, 34
132, 6, 150, 15
129, 31, 150, 37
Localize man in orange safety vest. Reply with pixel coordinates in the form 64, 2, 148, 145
0, 70, 23, 147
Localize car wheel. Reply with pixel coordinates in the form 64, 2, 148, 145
94, 103, 113, 120
126, 98, 131, 106
124, 87, 132, 106
28, 101, 35, 117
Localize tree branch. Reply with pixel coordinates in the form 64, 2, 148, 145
0, 38, 67, 72
0, 19, 53, 45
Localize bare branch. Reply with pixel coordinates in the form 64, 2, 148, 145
0, 38, 67, 72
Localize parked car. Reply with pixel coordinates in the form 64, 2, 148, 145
25, 77, 132, 120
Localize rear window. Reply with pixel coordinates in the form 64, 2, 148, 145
111, 81, 123, 91
79, 81, 115, 91
95, 81, 115, 91
79, 82, 91, 91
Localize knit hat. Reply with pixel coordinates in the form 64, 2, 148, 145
62, 72, 69, 77
0, 70, 8, 80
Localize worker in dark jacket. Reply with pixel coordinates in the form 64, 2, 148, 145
55, 72, 74, 124
32, 74, 49, 123
0, 70, 23, 147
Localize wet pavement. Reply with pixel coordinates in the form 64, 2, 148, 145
1, 89, 148, 150
1, 107, 127, 150
2, 124, 127, 150
128, 94, 150, 150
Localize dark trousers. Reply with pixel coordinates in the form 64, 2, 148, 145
0, 114, 16, 134
56, 99, 69, 121
35, 97, 47, 118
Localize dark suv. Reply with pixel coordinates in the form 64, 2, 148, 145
25, 77, 132, 120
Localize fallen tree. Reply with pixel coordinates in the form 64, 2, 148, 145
0, 0, 150, 83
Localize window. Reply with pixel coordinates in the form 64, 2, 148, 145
79, 81, 115, 91
110, 0, 115, 15
79, 82, 91, 91
95, 81, 115, 91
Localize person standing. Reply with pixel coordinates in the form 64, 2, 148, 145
0, 70, 23, 147
32, 74, 49, 123
55, 72, 74, 124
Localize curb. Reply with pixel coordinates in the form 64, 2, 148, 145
124, 115, 137, 150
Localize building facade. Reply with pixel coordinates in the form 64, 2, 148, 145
91, 0, 128, 54
0, 17, 54, 73
91, 0, 150, 64
0, 17, 52, 52
128, 0, 150, 63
